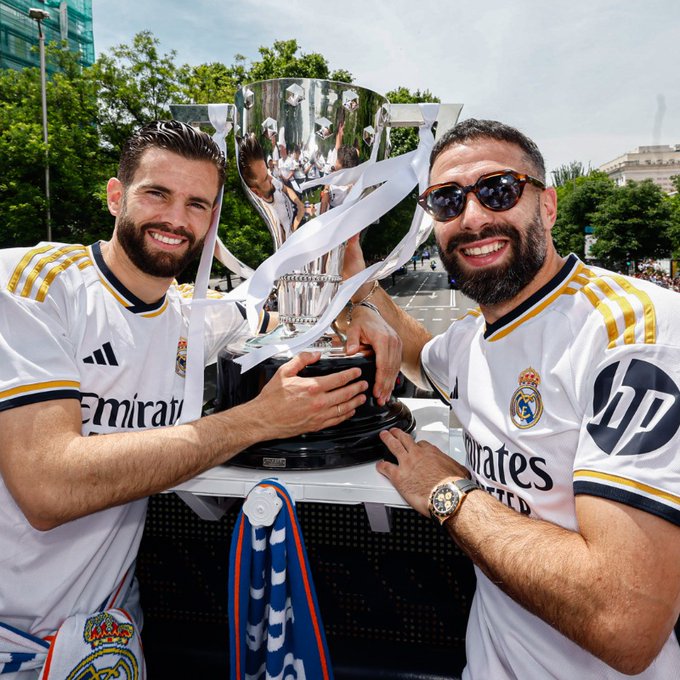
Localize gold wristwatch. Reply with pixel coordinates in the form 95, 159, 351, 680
428, 477, 480, 525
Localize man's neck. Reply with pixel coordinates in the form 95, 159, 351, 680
480, 251, 567, 325
99, 239, 173, 305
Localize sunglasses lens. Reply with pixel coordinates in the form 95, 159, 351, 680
426, 185, 464, 220
477, 173, 522, 211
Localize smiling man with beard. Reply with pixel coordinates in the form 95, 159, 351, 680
343, 119, 680, 678
0, 120, 400, 678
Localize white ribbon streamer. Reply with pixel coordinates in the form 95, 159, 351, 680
179, 105, 231, 423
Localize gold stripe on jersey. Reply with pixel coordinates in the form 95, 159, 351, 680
7, 245, 84, 297
7, 245, 89, 301
610, 273, 656, 344
0, 379, 80, 401
571, 273, 591, 288
97, 274, 131, 308
141, 298, 169, 318
580, 284, 619, 345
489, 269, 579, 342
457, 308, 482, 321
20, 246, 86, 299
574, 469, 680, 507
35, 250, 91, 302
7, 245, 60, 293
580, 268, 656, 347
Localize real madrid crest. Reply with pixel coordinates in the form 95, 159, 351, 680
176, 337, 188, 378
510, 367, 543, 429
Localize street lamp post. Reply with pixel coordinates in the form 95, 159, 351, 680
28, 8, 52, 241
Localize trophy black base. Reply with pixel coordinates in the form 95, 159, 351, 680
214, 349, 415, 470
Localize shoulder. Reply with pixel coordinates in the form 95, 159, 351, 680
0, 242, 91, 305
570, 263, 680, 349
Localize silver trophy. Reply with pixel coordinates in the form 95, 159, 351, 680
171, 81, 462, 469
234, 78, 390, 350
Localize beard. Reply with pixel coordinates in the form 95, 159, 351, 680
115, 211, 206, 279
438, 204, 547, 306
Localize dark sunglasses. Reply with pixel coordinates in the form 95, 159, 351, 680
418, 170, 546, 221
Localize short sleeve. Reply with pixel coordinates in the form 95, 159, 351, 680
573, 343, 680, 527
421, 331, 453, 406
0, 289, 80, 411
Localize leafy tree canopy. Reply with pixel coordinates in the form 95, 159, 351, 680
590, 179, 673, 268
0, 45, 108, 247
552, 171, 616, 258
246, 39, 352, 83
551, 160, 590, 188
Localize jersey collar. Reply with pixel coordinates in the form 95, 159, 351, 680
483, 254, 580, 340
91, 241, 168, 315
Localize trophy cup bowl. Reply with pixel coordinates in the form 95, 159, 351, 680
214, 78, 415, 470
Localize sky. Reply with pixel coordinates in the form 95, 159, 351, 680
91, 0, 680, 182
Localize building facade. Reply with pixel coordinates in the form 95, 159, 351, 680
0, 0, 93, 71
599, 144, 680, 194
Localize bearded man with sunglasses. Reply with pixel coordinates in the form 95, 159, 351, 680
344, 119, 680, 678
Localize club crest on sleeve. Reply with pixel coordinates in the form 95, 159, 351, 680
175, 337, 188, 377
510, 367, 544, 429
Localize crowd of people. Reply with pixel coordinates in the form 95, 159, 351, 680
630, 263, 680, 291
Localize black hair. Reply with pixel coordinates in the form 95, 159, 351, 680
118, 120, 226, 191
237, 134, 267, 187
336, 144, 360, 170
430, 119, 546, 181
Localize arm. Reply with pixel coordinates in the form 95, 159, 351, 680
377, 429, 680, 675
341, 235, 432, 388
283, 184, 305, 231
0, 352, 368, 531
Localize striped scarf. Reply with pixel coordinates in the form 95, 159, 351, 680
229, 480, 333, 680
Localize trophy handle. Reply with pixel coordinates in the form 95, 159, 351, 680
387, 103, 464, 142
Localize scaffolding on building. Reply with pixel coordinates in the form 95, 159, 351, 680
0, 0, 93, 71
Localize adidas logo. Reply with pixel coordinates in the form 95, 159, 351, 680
83, 341, 119, 366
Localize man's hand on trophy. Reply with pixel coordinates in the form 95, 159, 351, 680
344, 305, 401, 406
254, 351, 369, 438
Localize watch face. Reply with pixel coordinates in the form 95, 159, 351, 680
431, 484, 460, 517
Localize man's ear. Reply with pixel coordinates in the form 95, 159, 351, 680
543, 186, 558, 230
106, 178, 124, 216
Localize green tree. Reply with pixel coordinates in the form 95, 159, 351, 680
0, 45, 109, 247
246, 39, 352, 82
666, 175, 680, 259
552, 171, 616, 258
178, 60, 244, 105
590, 179, 673, 269
551, 161, 590, 188
92, 31, 184, 154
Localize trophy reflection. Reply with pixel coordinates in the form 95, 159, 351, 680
215, 78, 415, 470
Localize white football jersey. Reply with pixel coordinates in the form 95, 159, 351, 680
422, 254, 680, 679
0, 241, 258, 638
